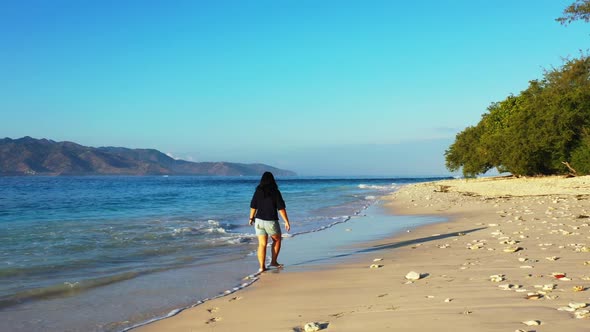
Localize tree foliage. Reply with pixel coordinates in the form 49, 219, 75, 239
557, 0, 590, 25
445, 56, 590, 177
571, 128, 590, 174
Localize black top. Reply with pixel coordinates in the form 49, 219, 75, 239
250, 188, 286, 221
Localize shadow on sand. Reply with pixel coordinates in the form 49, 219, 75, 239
290, 227, 487, 267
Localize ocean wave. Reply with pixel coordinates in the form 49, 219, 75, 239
207, 227, 227, 234
171, 220, 230, 236
358, 183, 399, 191
224, 235, 255, 245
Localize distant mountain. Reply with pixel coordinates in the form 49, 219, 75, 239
0, 137, 296, 176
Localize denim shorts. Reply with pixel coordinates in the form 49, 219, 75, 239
254, 218, 281, 236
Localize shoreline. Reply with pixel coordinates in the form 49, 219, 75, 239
136, 175, 590, 332
129, 202, 445, 331
4, 176, 434, 332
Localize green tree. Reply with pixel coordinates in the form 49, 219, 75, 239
446, 2, 590, 177
445, 56, 590, 177
445, 124, 490, 177
557, 0, 590, 25
477, 95, 520, 173
571, 129, 590, 174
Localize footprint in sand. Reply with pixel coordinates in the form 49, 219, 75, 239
329, 312, 345, 318
205, 317, 221, 324
207, 307, 219, 313
229, 296, 243, 302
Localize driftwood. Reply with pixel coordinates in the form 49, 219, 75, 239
434, 185, 451, 193
562, 161, 577, 177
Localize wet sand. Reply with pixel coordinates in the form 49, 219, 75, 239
136, 175, 590, 332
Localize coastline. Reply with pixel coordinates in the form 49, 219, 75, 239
136, 175, 590, 332
1, 176, 444, 332
129, 202, 445, 331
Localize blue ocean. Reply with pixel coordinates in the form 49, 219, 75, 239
0, 176, 447, 331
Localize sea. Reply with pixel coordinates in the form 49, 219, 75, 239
0, 175, 449, 331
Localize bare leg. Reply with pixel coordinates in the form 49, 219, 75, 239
269, 234, 283, 267
257, 235, 268, 272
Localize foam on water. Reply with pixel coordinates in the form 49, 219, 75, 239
120, 270, 262, 332
120, 198, 374, 331
0, 176, 451, 331
358, 183, 399, 191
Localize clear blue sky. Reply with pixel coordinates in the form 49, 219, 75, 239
0, 0, 587, 176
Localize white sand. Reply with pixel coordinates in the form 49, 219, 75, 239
136, 175, 590, 332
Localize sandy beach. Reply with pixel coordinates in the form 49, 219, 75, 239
136, 175, 590, 332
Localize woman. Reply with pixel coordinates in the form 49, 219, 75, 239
249, 172, 291, 272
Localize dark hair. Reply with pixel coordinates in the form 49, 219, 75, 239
257, 171, 278, 197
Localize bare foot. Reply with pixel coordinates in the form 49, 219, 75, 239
269, 262, 284, 268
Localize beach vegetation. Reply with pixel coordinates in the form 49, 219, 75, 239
571, 129, 590, 174
446, 55, 590, 177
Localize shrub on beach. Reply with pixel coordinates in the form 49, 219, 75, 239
571, 130, 590, 174
446, 56, 590, 177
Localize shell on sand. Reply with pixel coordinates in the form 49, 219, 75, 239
545, 256, 559, 261
373, 258, 383, 262
572, 285, 585, 292
522, 320, 541, 326
503, 247, 522, 253
569, 302, 588, 309
405, 271, 422, 281
304, 322, 321, 332
552, 272, 572, 281
468, 242, 485, 250
558, 306, 576, 312
500, 239, 518, 245
525, 293, 542, 300
370, 264, 383, 269
499, 284, 522, 290
489, 274, 504, 282
574, 310, 590, 319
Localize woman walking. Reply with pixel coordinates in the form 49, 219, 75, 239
249, 172, 291, 272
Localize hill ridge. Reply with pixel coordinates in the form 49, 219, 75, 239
0, 137, 296, 176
